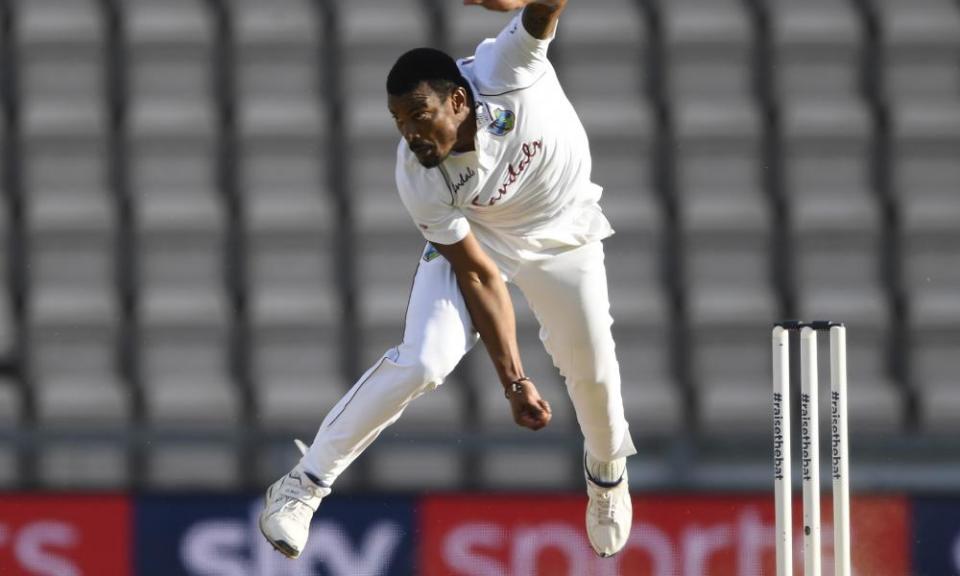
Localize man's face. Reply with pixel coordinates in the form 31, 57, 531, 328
388, 82, 468, 168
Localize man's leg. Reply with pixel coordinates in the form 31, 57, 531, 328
260, 244, 478, 557
512, 240, 636, 557
513, 241, 636, 462
300, 246, 479, 485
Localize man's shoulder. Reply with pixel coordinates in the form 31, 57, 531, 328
467, 48, 555, 100
461, 40, 522, 95
458, 13, 556, 96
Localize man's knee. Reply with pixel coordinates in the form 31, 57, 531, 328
387, 343, 462, 390
565, 354, 620, 391
549, 337, 618, 382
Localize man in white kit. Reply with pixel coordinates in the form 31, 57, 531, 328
260, 0, 637, 560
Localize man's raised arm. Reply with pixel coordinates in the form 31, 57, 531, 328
463, 0, 567, 39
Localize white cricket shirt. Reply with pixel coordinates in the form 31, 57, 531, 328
395, 13, 613, 278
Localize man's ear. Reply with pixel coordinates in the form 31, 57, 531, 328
451, 86, 470, 115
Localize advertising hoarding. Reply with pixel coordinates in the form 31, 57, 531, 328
419, 494, 909, 576
0, 495, 131, 576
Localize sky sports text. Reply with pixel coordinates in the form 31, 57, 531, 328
162, 507, 825, 576
0, 495, 130, 576
178, 503, 405, 576
432, 511, 832, 576
1, 520, 86, 576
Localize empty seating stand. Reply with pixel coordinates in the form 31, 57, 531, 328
553, 0, 647, 102
769, 0, 864, 103
232, 0, 343, 451
0, 157, 14, 367
0, 58, 16, 477
664, 0, 774, 344
873, 0, 960, 104
660, 0, 755, 105
443, 1, 511, 61
0, 377, 21, 487
337, 0, 436, 348
911, 328, 960, 433
125, 0, 240, 489
674, 101, 777, 433
693, 325, 773, 434
893, 100, 960, 432
16, 0, 131, 488
2, 0, 955, 492
360, 308, 468, 491
339, 0, 430, 235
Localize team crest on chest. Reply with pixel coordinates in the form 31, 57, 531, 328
487, 108, 516, 136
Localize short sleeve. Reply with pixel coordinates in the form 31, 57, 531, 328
472, 12, 556, 93
395, 152, 471, 246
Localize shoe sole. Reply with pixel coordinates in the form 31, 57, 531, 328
258, 486, 301, 560
595, 546, 625, 559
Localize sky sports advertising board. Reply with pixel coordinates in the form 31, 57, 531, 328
2, 492, 954, 575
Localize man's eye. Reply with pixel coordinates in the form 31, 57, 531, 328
414, 112, 430, 120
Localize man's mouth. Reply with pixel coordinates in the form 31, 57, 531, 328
410, 142, 433, 156
410, 142, 442, 167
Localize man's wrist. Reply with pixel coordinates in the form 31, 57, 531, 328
503, 376, 531, 398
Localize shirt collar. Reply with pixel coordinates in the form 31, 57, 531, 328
457, 61, 495, 170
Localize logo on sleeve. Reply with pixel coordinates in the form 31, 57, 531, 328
423, 244, 441, 262
486, 108, 516, 136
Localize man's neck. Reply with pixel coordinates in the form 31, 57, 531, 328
452, 105, 478, 154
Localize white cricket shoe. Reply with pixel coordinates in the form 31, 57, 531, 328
584, 454, 632, 558
258, 463, 329, 559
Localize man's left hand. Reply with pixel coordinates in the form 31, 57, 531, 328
506, 378, 553, 431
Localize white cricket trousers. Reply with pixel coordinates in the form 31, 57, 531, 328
300, 240, 636, 487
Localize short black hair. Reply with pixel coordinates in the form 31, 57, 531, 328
386, 47, 470, 98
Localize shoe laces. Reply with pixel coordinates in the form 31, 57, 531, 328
594, 491, 617, 525
286, 468, 325, 494
279, 498, 314, 526
277, 471, 323, 510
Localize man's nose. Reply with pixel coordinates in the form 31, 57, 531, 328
398, 121, 419, 142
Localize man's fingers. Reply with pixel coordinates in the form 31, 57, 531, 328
516, 403, 551, 430
534, 401, 551, 420
463, 0, 483, 5
522, 415, 546, 430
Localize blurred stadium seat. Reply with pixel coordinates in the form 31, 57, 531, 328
911, 328, 960, 433
660, 0, 754, 104
769, 0, 864, 103
0, 129, 11, 363
0, 377, 22, 486
15, 0, 131, 489
554, 0, 648, 102
873, 0, 960, 104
